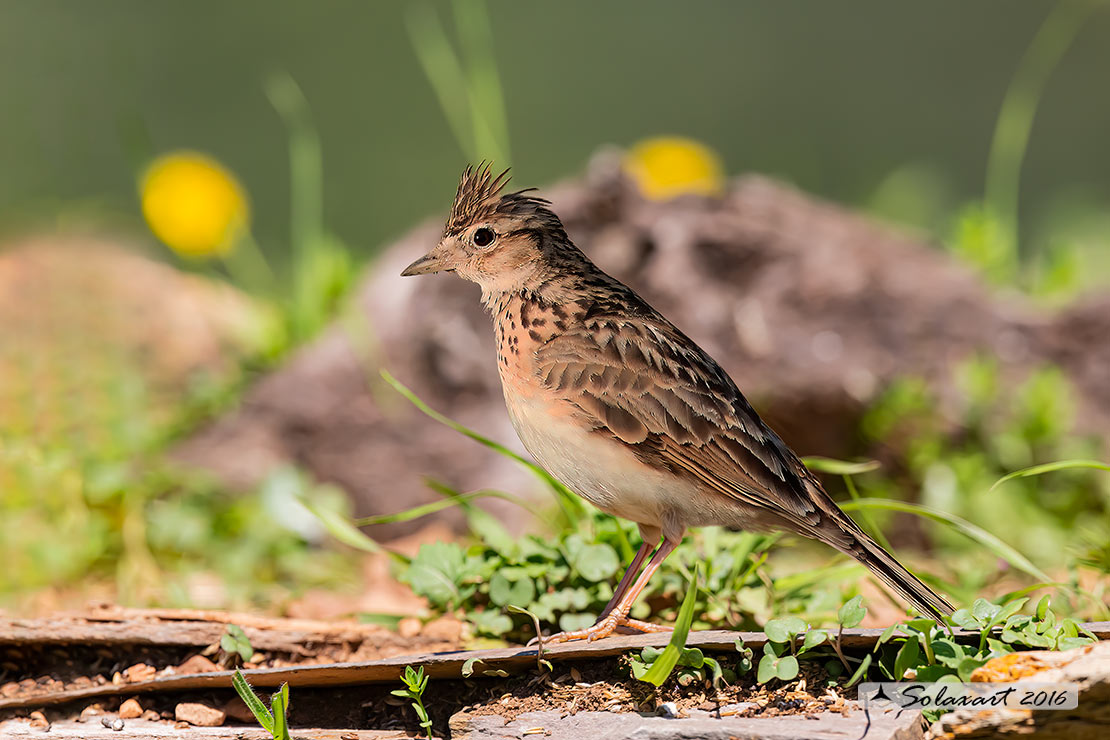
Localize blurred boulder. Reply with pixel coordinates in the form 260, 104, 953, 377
0, 236, 261, 444
170, 154, 1110, 538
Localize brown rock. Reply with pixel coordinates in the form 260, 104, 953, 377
970, 649, 1082, 682
78, 703, 104, 722
174, 702, 226, 727
422, 616, 464, 642
141, 710, 161, 722
221, 697, 258, 724
122, 663, 157, 683
397, 617, 423, 638
929, 641, 1110, 739
177, 654, 220, 674
28, 711, 49, 729
118, 698, 143, 719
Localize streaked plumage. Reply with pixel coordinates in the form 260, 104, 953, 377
402, 164, 954, 641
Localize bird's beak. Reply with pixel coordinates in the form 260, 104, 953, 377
401, 247, 450, 277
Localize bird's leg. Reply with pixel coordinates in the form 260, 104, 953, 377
527, 536, 659, 646
547, 536, 680, 643
598, 539, 655, 620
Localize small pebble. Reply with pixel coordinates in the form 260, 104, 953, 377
175, 701, 226, 727
28, 711, 49, 729
657, 701, 678, 718
119, 698, 143, 719
100, 716, 124, 731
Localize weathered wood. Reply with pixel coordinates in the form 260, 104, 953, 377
0, 609, 393, 652
2, 624, 1107, 711
0, 719, 409, 739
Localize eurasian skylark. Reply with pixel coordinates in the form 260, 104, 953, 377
402, 165, 954, 642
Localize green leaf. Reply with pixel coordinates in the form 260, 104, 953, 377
404, 542, 469, 608
877, 623, 899, 646
971, 598, 1001, 623
801, 629, 829, 653
635, 564, 700, 687
232, 670, 274, 734
838, 595, 867, 629
802, 457, 881, 475
468, 609, 513, 637
990, 459, 1110, 491
840, 498, 1052, 583
894, 637, 921, 679
764, 616, 806, 643
957, 657, 987, 682
558, 612, 597, 632
775, 655, 800, 681
563, 535, 620, 581
845, 653, 872, 688
951, 608, 980, 631
269, 683, 291, 740
756, 653, 778, 684
489, 572, 535, 607
1036, 595, 1051, 620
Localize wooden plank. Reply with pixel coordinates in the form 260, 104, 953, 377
2, 623, 1106, 711
0, 611, 395, 652
0, 719, 408, 739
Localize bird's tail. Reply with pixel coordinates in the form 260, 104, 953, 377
829, 517, 954, 623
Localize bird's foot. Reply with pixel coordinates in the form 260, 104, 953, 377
535, 615, 671, 645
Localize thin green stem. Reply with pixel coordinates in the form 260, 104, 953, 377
984, 0, 1099, 259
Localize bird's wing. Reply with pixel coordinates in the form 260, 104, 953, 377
533, 313, 823, 527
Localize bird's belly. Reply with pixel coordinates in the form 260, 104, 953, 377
504, 392, 677, 527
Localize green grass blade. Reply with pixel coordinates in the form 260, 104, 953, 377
297, 495, 410, 565
990, 459, 1110, 491
270, 683, 290, 740
638, 564, 701, 687
352, 488, 542, 527
984, 0, 1098, 258
381, 370, 587, 521
453, 0, 510, 163
802, 457, 881, 476
840, 498, 1051, 583
405, 2, 476, 160
232, 670, 274, 734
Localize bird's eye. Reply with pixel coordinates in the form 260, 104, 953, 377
473, 227, 495, 248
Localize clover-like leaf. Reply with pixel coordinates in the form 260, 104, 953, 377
801, 629, 828, 653
893, 637, 921, 679
775, 655, 800, 681
764, 616, 806, 643
838, 595, 866, 629
403, 542, 468, 608
756, 653, 778, 684
489, 571, 535, 607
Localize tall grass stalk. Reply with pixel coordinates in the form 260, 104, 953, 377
407, 0, 511, 164
984, 0, 1100, 260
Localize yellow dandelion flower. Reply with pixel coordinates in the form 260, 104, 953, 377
140, 151, 249, 258
623, 136, 726, 201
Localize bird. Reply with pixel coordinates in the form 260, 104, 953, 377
401, 164, 954, 642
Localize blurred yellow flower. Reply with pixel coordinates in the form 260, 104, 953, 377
140, 151, 249, 258
623, 136, 725, 200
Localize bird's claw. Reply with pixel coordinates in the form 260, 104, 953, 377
529, 615, 670, 645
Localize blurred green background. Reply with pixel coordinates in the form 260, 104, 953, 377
2, 0, 1108, 261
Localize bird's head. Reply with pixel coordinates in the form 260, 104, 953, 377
401, 164, 574, 296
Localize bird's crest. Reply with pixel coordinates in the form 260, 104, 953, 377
446, 162, 552, 235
